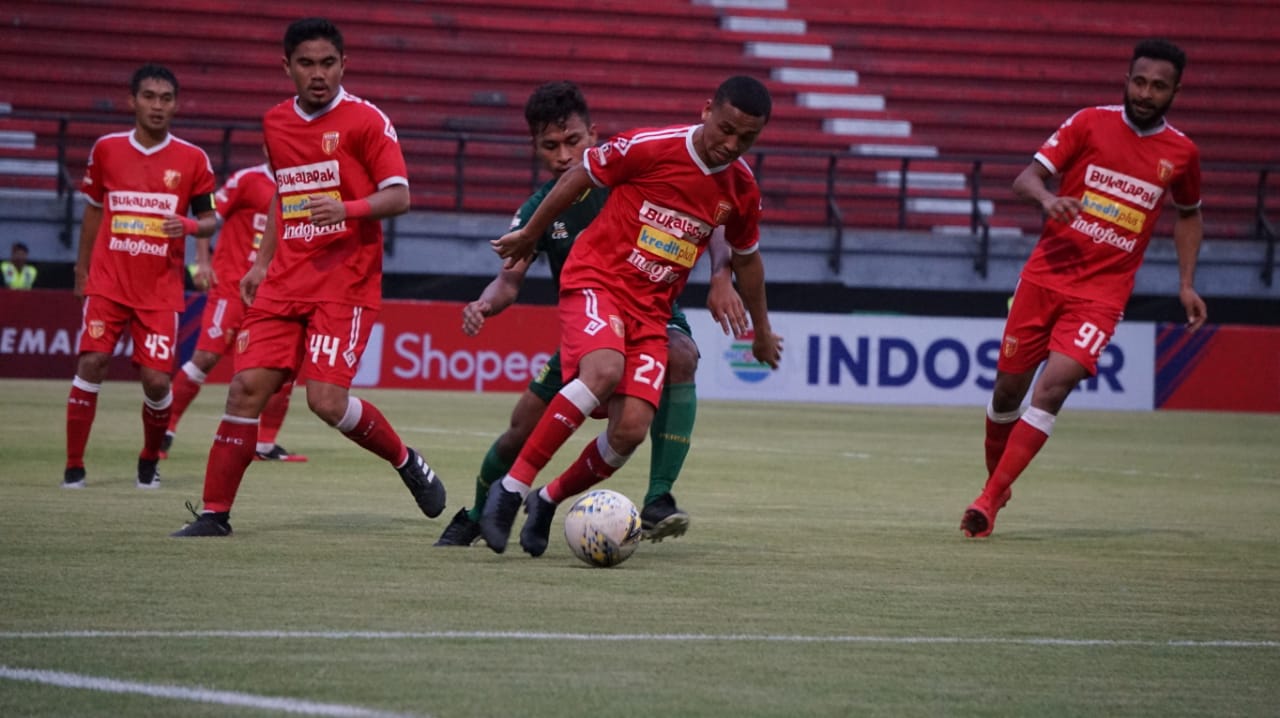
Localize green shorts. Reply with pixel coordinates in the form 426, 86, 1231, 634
529, 304, 692, 401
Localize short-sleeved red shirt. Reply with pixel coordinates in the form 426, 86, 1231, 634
1021, 105, 1201, 310
80, 130, 216, 311
259, 88, 408, 309
211, 163, 274, 299
560, 124, 762, 322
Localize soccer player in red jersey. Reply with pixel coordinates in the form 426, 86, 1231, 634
481, 76, 784, 556
961, 39, 1208, 538
63, 63, 217, 490
163, 164, 307, 463
172, 17, 445, 537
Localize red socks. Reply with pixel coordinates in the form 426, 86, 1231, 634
140, 394, 172, 460
202, 416, 259, 512
982, 418, 1051, 503
168, 369, 202, 433
338, 397, 407, 465
509, 392, 588, 486
65, 379, 99, 470
545, 435, 625, 503
984, 416, 1018, 475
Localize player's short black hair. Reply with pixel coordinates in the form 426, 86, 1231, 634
1131, 38, 1186, 83
130, 63, 178, 96
714, 75, 772, 122
285, 17, 344, 60
524, 81, 591, 138
12, 242, 29, 253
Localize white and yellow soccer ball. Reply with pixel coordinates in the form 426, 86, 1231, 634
563, 489, 643, 567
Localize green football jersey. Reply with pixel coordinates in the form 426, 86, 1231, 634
510, 179, 608, 289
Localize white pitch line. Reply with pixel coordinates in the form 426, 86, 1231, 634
0, 630, 1276, 648
0, 665, 423, 718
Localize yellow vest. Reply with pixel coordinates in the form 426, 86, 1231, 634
1, 261, 36, 290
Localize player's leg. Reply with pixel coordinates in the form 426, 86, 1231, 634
479, 289, 624, 553
519, 326, 665, 556
521, 394, 654, 557
643, 324, 697, 541
168, 295, 239, 456
302, 303, 445, 520
129, 308, 182, 488
255, 381, 306, 461
166, 349, 221, 457
436, 378, 553, 546
173, 301, 297, 537
63, 296, 125, 488
985, 368, 1035, 474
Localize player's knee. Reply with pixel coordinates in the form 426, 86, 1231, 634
305, 391, 347, 426
76, 352, 110, 381
666, 331, 699, 384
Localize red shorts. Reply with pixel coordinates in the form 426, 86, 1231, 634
78, 295, 178, 372
193, 290, 247, 355
559, 287, 668, 408
998, 280, 1123, 377
234, 297, 377, 388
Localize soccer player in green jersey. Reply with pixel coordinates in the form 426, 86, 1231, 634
435, 81, 746, 547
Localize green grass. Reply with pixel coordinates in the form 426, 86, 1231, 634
2, 378, 1278, 717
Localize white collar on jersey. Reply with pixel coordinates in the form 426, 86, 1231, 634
128, 129, 172, 156
685, 125, 732, 176
1120, 109, 1168, 138
292, 86, 347, 122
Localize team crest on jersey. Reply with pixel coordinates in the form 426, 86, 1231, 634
713, 201, 733, 225
322, 131, 341, 155
163, 170, 181, 190
1002, 335, 1018, 358
1157, 159, 1174, 183
609, 315, 625, 338
237, 330, 250, 354
88, 320, 105, 339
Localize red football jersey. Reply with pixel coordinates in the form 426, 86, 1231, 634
259, 88, 409, 308
1020, 106, 1201, 310
211, 164, 274, 299
79, 130, 216, 311
562, 124, 762, 320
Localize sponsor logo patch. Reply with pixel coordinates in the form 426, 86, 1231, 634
110, 215, 169, 240
107, 191, 178, 215
107, 235, 168, 257
1069, 216, 1138, 253
1079, 191, 1146, 233
275, 160, 340, 193
281, 190, 342, 220
635, 226, 697, 268
637, 200, 711, 241
1084, 164, 1162, 209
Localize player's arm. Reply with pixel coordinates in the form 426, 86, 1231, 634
308, 184, 410, 226
730, 249, 783, 369
241, 192, 281, 306
1173, 206, 1207, 331
462, 258, 533, 337
492, 164, 593, 267
1013, 160, 1080, 224
705, 227, 748, 336
74, 203, 102, 299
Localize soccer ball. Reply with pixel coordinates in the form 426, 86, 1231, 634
563, 489, 643, 567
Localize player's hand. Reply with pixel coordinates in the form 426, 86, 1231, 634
1041, 196, 1082, 224
1180, 286, 1208, 332
706, 278, 749, 337
306, 194, 345, 227
241, 264, 267, 306
491, 228, 537, 269
192, 261, 216, 292
751, 329, 784, 370
462, 300, 491, 337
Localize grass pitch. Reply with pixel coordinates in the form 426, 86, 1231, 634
1, 378, 1278, 717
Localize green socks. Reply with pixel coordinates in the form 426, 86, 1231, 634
467, 442, 513, 522
646, 382, 696, 507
